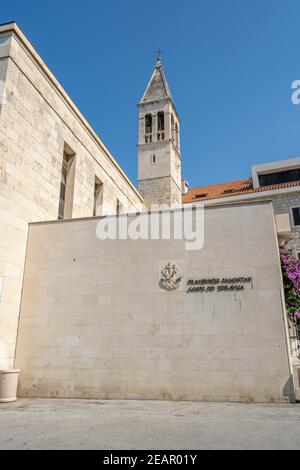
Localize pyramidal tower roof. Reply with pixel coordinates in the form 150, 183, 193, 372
140, 58, 173, 104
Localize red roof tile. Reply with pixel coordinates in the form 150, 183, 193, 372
182, 178, 300, 204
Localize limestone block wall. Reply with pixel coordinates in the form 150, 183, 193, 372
0, 57, 8, 113
15, 202, 293, 402
0, 24, 143, 368
255, 191, 300, 252
203, 190, 300, 252
271, 192, 300, 232
138, 142, 172, 181
139, 176, 181, 208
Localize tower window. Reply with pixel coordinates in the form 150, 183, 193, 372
171, 114, 175, 141
157, 111, 165, 141
151, 155, 156, 165
157, 112, 164, 131
145, 114, 153, 143
145, 114, 152, 134
175, 123, 179, 148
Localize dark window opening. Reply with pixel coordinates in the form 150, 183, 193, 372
259, 169, 300, 187
293, 207, 300, 226
116, 199, 121, 215
157, 112, 164, 131
93, 177, 103, 217
195, 193, 208, 199
145, 114, 152, 134
222, 189, 236, 195
58, 151, 74, 219
157, 112, 165, 141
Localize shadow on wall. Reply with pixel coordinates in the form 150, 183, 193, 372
282, 375, 295, 402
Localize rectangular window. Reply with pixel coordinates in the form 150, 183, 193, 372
93, 176, 103, 216
58, 148, 75, 220
259, 168, 300, 187
116, 199, 122, 215
293, 207, 300, 226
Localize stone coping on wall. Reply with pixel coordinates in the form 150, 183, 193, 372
27, 199, 274, 226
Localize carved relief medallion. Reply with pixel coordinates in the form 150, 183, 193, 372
159, 262, 182, 291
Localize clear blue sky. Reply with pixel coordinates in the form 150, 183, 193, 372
2, 0, 300, 188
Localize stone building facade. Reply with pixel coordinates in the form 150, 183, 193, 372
271, 192, 300, 244
0, 22, 299, 401
0, 23, 143, 369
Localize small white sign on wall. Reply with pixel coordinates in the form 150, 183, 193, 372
0, 277, 4, 300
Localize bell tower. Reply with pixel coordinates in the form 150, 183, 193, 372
138, 56, 182, 208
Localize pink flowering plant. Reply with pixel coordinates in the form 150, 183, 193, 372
280, 246, 300, 340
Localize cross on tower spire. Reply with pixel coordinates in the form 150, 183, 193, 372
156, 46, 164, 63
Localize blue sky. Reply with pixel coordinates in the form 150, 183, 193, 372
2, 0, 300, 188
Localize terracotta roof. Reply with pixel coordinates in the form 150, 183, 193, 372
182, 178, 300, 204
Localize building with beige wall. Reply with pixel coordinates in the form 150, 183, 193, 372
0, 22, 299, 401
0, 22, 143, 369
15, 203, 294, 402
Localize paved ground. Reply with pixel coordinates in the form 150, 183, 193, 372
0, 399, 299, 450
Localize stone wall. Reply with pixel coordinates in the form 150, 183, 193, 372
258, 192, 300, 252
15, 202, 293, 402
203, 190, 300, 252
0, 24, 143, 368
271, 192, 300, 233
139, 175, 181, 208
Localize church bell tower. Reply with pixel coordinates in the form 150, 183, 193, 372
138, 55, 182, 208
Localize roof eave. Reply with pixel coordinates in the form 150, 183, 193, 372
183, 184, 300, 206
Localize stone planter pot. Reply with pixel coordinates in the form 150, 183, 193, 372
0, 369, 20, 403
